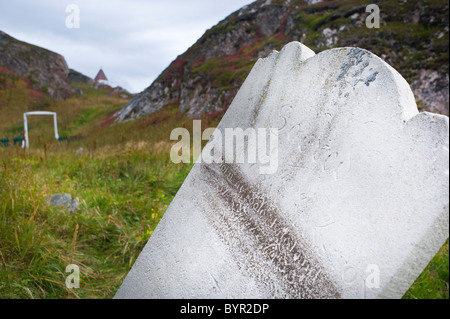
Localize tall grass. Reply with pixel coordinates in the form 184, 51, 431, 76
0, 118, 195, 298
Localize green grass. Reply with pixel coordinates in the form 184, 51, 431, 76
0, 141, 193, 298
404, 239, 449, 299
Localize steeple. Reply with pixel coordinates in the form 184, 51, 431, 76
94, 68, 108, 85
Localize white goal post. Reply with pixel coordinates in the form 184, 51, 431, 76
23, 111, 60, 149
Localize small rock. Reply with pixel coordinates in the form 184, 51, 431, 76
48, 194, 79, 214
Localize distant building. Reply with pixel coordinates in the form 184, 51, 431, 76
94, 69, 108, 85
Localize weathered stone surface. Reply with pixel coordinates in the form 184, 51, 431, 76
115, 42, 449, 299
48, 194, 79, 214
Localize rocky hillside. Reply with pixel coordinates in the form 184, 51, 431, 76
115, 0, 449, 122
68, 69, 95, 86
0, 31, 74, 100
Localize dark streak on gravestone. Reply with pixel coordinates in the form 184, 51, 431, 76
202, 163, 341, 299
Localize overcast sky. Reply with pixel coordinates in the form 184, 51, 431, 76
0, 0, 253, 93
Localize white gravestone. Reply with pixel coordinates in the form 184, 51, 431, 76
115, 42, 449, 299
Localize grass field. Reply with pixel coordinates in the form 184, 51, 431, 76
0, 82, 448, 299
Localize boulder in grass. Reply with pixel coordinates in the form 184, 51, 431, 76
48, 194, 79, 214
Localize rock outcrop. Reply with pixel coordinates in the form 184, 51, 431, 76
115, 0, 449, 122
68, 69, 95, 86
0, 31, 74, 99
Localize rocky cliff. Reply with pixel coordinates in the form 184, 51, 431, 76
115, 0, 449, 122
0, 31, 74, 100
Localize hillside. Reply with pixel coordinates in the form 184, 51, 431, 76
0, 31, 74, 100
0, 31, 135, 143
115, 0, 449, 122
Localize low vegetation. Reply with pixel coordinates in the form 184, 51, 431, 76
0, 81, 216, 298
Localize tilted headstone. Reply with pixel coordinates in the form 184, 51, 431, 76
115, 42, 449, 299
